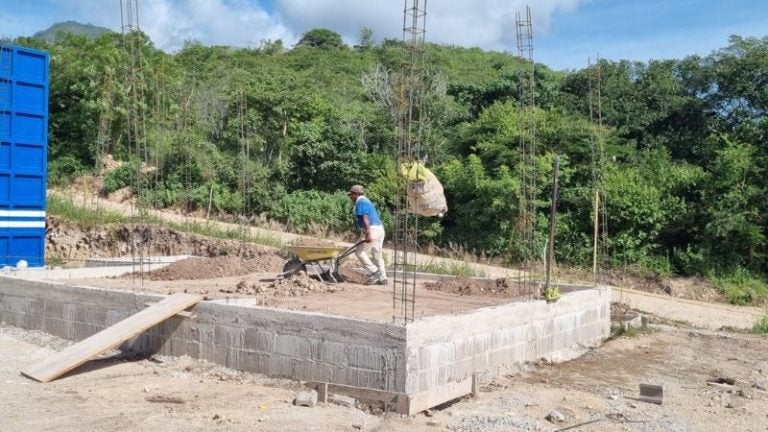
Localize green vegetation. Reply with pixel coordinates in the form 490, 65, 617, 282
609, 322, 642, 340
48, 195, 283, 248
413, 260, 486, 278
753, 315, 768, 334
708, 268, 768, 305
542, 286, 561, 302
165, 221, 284, 249
12, 27, 768, 304
48, 195, 144, 225
32, 21, 111, 43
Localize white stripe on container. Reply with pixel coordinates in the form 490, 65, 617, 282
0, 210, 46, 217
0, 221, 46, 228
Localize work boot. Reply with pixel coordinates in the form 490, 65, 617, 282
366, 271, 382, 285
375, 278, 389, 286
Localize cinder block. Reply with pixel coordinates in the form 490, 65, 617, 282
275, 334, 311, 358
214, 325, 244, 348
244, 328, 276, 353
294, 389, 318, 407
73, 322, 100, 340
319, 340, 348, 365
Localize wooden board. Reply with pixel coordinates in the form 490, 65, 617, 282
21, 293, 201, 383
309, 374, 476, 416
400, 376, 474, 415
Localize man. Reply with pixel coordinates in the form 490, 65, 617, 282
347, 185, 387, 285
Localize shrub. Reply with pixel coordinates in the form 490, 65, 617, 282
48, 156, 87, 187
103, 163, 139, 195
753, 315, 768, 334
269, 190, 352, 234
709, 268, 768, 305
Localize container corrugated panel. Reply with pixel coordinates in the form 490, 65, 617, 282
0, 44, 49, 267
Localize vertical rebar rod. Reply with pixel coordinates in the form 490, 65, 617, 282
545, 155, 559, 290
515, 5, 536, 300
393, 0, 427, 324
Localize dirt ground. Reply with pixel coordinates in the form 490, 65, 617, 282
2, 323, 766, 432
424, 277, 533, 299
70, 269, 515, 322
143, 255, 285, 281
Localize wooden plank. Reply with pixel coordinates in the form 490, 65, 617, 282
404, 377, 473, 415
309, 382, 400, 405
144, 302, 197, 319
21, 293, 201, 383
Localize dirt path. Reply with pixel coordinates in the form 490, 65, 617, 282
51, 190, 512, 278
2, 324, 767, 432
612, 287, 766, 330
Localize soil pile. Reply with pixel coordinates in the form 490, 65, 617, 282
424, 277, 530, 298
287, 238, 337, 248
223, 274, 343, 298
147, 255, 283, 281
46, 216, 281, 262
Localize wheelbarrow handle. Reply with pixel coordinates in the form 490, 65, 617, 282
336, 240, 366, 261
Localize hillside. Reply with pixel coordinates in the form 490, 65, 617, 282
33, 21, 111, 43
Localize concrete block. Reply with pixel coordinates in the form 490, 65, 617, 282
244, 328, 276, 353
294, 390, 318, 407
319, 340, 348, 365
275, 334, 312, 358
214, 325, 244, 348
347, 344, 387, 370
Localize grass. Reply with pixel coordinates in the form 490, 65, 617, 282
166, 221, 284, 249
412, 260, 487, 278
47, 194, 153, 225
608, 322, 642, 339
48, 195, 284, 249
708, 268, 768, 305
754, 314, 768, 334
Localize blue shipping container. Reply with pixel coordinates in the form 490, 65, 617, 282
0, 44, 49, 267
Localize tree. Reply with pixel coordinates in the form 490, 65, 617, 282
356, 27, 375, 51
296, 28, 345, 49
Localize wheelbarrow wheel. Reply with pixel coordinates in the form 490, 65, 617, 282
281, 259, 305, 278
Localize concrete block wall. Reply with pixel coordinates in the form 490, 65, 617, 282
404, 287, 610, 394
0, 277, 407, 392
0, 276, 609, 398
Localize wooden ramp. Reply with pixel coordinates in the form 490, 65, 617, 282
22, 293, 201, 383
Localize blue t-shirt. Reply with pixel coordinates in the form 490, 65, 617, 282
354, 196, 382, 228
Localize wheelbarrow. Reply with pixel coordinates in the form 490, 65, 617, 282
279, 240, 365, 282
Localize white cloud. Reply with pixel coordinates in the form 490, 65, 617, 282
50, 0, 294, 50
275, 0, 588, 50
21, 0, 588, 53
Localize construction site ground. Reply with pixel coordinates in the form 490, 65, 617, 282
68, 270, 523, 322
2, 322, 766, 432
15, 189, 765, 431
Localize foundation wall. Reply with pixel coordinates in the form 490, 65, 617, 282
0, 276, 610, 400
405, 287, 610, 394
0, 277, 407, 392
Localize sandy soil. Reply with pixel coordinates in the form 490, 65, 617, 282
69, 271, 516, 322
144, 255, 285, 281
424, 277, 533, 299
2, 324, 766, 432
613, 287, 766, 330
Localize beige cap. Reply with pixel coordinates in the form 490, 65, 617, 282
347, 185, 364, 195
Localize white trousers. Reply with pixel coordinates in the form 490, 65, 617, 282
356, 224, 386, 279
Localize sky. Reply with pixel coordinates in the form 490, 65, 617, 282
1, 0, 767, 70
